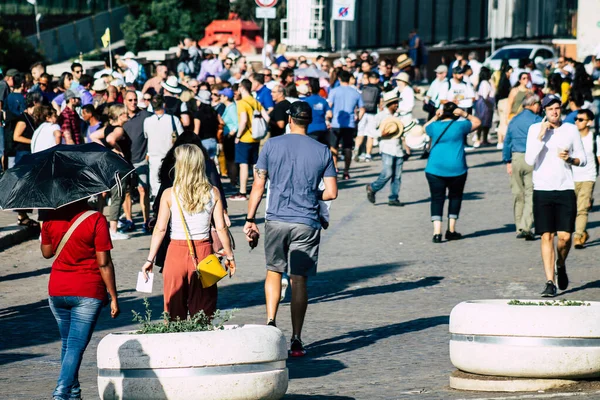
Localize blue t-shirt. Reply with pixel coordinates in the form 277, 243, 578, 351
425, 120, 473, 177
256, 134, 336, 230
563, 109, 578, 125
304, 94, 330, 133
255, 85, 274, 110
328, 85, 363, 129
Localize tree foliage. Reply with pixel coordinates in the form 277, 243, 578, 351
0, 18, 45, 71
121, 0, 229, 51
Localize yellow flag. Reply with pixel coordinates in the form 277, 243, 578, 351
101, 28, 111, 48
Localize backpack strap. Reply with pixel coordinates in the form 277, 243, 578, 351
54, 211, 97, 260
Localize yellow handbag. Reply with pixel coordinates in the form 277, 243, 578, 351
174, 192, 228, 288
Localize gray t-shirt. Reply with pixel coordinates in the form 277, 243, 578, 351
124, 109, 152, 164
256, 134, 336, 230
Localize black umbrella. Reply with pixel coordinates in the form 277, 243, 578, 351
0, 143, 134, 210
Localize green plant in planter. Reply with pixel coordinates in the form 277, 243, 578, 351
132, 298, 236, 334
508, 299, 591, 306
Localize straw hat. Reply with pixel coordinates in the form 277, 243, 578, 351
403, 120, 429, 150
379, 116, 404, 140
394, 72, 410, 84
92, 78, 108, 92
382, 90, 400, 107
396, 54, 413, 70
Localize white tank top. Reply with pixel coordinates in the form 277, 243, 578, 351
170, 188, 215, 240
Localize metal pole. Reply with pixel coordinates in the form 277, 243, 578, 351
341, 21, 346, 58
491, 8, 495, 54
263, 18, 268, 67
108, 37, 113, 71
34, 2, 40, 42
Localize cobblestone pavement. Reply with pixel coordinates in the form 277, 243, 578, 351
2, 145, 600, 400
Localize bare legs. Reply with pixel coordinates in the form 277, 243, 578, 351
265, 271, 308, 339
540, 231, 572, 281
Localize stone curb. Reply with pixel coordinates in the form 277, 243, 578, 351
449, 370, 578, 392
0, 224, 39, 251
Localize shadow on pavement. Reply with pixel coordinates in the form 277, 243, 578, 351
0, 263, 407, 353
309, 276, 443, 304
306, 315, 449, 358
219, 262, 408, 310
461, 223, 516, 239
287, 358, 347, 380
0, 266, 51, 282
0, 352, 46, 366
285, 394, 355, 399
403, 191, 485, 207
556, 280, 600, 297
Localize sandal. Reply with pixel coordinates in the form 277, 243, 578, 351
17, 217, 40, 228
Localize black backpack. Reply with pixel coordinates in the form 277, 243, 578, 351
362, 85, 380, 114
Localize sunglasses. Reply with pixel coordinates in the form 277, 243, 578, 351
143, 97, 151, 101
575, 118, 589, 122
126, 98, 137, 102
211, 93, 219, 97
39, 82, 48, 86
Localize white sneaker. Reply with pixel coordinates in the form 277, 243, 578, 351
497, 142, 504, 150
280, 273, 289, 302
464, 146, 475, 152
110, 231, 130, 241
364, 155, 372, 162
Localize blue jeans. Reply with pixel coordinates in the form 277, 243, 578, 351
594, 98, 600, 136
202, 138, 217, 159
370, 153, 404, 201
49, 296, 103, 400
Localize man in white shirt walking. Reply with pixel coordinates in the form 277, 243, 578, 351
571, 109, 599, 249
144, 94, 184, 198
439, 67, 475, 113
423, 65, 449, 120
525, 95, 587, 297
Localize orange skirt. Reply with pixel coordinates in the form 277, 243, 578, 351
163, 239, 217, 321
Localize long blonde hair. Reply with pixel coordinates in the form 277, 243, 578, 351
173, 144, 212, 213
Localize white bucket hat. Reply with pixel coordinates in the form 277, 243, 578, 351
161, 76, 182, 94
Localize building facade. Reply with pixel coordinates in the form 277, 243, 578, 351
281, 0, 578, 52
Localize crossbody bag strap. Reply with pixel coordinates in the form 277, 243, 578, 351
173, 191, 199, 264
54, 211, 97, 260
429, 120, 456, 153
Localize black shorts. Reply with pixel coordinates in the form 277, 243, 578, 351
533, 190, 576, 234
308, 130, 330, 146
329, 128, 356, 150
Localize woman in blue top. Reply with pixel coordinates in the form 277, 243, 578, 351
424, 102, 481, 243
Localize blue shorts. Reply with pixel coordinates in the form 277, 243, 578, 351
235, 142, 260, 165
0, 126, 4, 156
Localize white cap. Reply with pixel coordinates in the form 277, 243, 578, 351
123, 51, 135, 59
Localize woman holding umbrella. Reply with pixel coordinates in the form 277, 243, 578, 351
41, 198, 119, 400
0, 143, 132, 400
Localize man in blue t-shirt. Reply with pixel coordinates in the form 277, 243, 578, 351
244, 101, 338, 358
251, 73, 274, 113
328, 70, 365, 179
304, 78, 331, 145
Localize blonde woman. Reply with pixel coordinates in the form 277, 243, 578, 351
142, 144, 235, 321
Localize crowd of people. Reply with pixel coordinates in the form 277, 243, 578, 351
2, 33, 599, 399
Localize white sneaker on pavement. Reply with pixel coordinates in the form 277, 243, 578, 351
110, 231, 130, 241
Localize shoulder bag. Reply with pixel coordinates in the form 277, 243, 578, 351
421, 119, 455, 160
173, 191, 227, 288
54, 211, 97, 260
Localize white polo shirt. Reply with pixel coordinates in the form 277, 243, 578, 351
525, 122, 587, 191
144, 112, 183, 159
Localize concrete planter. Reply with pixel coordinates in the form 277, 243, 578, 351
450, 300, 600, 379
97, 325, 288, 400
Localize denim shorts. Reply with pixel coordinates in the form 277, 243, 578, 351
235, 142, 260, 165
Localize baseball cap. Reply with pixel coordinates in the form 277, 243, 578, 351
286, 101, 312, 122
5, 69, 19, 77
452, 66, 464, 74
123, 51, 135, 59
346, 53, 357, 61
204, 48, 214, 55
64, 89, 81, 100
218, 88, 234, 99
541, 94, 561, 108
435, 65, 448, 73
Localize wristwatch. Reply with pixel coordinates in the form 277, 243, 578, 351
566, 157, 574, 164
245, 217, 256, 223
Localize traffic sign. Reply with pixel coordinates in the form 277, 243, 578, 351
255, 0, 278, 7
256, 7, 276, 19
332, 0, 355, 21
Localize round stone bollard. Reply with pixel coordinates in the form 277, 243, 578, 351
449, 300, 600, 382
97, 325, 288, 400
